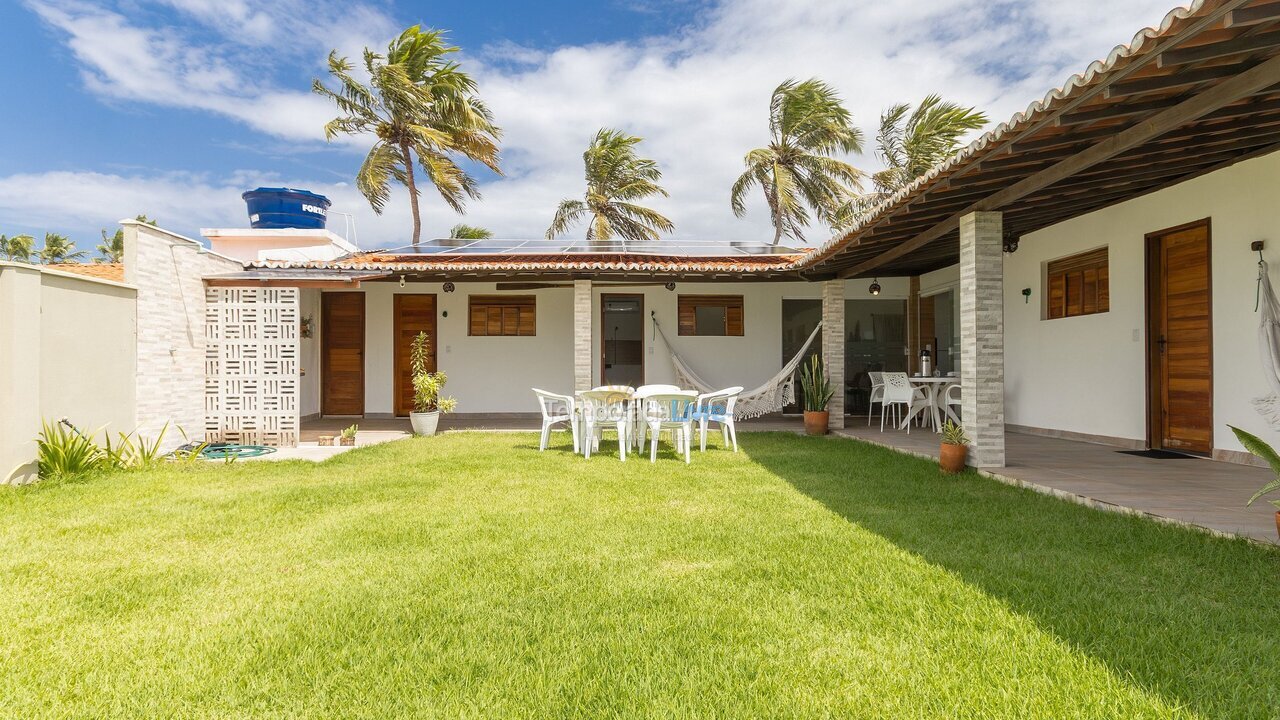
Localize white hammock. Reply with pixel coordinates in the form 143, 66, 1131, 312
651, 315, 823, 420
1253, 260, 1280, 429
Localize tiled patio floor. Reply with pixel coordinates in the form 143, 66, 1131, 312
837, 423, 1277, 545
300, 415, 1278, 544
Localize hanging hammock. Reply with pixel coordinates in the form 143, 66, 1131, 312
651, 314, 823, 420
1253, 259, 1280, 429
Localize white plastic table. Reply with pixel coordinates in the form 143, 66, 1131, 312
900, 376, 958, 433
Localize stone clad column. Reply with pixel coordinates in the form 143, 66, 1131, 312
959, 211, 1005, 467
821, 280, 845, 428
573, 279, 592, 392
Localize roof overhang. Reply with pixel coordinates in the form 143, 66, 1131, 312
797, 0, 1280, 278
203, 269, 389, 288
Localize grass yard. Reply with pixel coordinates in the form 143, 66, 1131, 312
1, 431, 1278, 718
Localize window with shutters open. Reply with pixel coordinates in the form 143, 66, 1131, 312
678, 295, 744, 336
469, 295, 536, 336
1046, 248, 1109, 319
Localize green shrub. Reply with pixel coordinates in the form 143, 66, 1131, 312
36, 420, 103, 480
799, 355, 834, 412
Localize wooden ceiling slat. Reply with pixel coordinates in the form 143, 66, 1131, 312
1159, 29, 1280, 67
1057, 96, 1185, 125
1105, 60, 1257, 98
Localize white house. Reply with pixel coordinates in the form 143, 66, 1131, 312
6, 0, 1280, 483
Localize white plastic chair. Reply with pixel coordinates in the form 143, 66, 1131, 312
880, 372, 927, 434
867, 371, 885, 426
693, 386, 743, 452
643, 392, 698, 463
943, 382, 962, 425
631, 384, 682, 450
580, 389, 632, 461
532, 388, 579, 452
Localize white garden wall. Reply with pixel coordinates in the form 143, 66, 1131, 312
0, 263, 137, 483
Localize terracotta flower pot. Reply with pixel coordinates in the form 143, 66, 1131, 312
803, 411, 829, 436
1275, 510, 1280, 540
339, 436, 356, 447
939, 442, 968, 473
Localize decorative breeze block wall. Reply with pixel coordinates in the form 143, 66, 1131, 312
204, 288, 300, 446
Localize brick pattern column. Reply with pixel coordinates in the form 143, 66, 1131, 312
960, 211, 1005, 467
821, 280, 845, 428
573, 279, 592, 391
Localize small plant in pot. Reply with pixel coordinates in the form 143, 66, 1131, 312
799, 355, 834, 436
939, 419, 970, 473
1229, 425, 1280, 538
409, 331, 457, 437
339, 424, 359, 447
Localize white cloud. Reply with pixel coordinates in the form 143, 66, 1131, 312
10, 0, 1186, 247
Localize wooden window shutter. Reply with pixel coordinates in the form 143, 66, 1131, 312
678, 295, 744, 336
468, 295, 537, 336
1046, 247, 1109, 320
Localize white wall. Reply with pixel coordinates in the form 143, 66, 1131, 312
299, 288, 322, 418
320, 276, 909, 416
0, 263, 137, 483
1002, 150, 1280, 455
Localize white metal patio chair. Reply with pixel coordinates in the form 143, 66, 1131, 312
580, 389, 632, 461
642, 392, 698, 463
693, 386, 744, 452
532, 388, 579, 453
867, 371, 885, 426
631, 384, 682, 450
880, 372, 927, 434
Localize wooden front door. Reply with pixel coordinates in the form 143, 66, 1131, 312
322, 292, 365, 416
394, 294, 437, 417
1147, 219, 1213, 454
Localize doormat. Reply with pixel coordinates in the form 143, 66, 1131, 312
1117, 449, 1199, 460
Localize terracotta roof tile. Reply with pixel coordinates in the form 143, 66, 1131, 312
45, 263, 125, 282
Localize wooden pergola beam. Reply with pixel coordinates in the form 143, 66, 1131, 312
1159, 29, 1280, 67
1227, 1, 1280, 27
1105, 61, 1255, 98
834, 52, 1280, 279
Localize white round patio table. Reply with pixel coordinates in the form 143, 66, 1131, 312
900, 376, 958, 433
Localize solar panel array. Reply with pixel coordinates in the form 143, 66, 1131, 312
362, 238, 802, 257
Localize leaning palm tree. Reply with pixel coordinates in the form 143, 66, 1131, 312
37, 233, 86, 264
731, 78, 865, 244
448, 223, 493, 239
97, 228, 124, 263
1, 234, 35, 262
851, 95, 988, 218
546, 128, 674, 242
314, 25, 502, 245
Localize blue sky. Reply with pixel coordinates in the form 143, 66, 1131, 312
0, 0, 1179, 250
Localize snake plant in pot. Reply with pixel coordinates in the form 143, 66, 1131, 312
1229, 425, 1280, 538
939, 419, 970, 473
409, 331, 456, 436
799, 354, 834, 436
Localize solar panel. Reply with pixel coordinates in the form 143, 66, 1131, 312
365, 238, 802, 257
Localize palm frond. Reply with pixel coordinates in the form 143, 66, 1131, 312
546, 199, 587, 239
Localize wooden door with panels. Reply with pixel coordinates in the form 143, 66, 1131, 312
394, 294, 437, 417
321, 292, 365, 416
1146, 219, 1213, 454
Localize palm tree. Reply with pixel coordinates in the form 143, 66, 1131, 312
96, 215, 155, 263
852, 94, 988, 217
731, 78, 865, 244
1, 234, 35, 262
547, 128, 674, 242
448, 223, 493, 239
37, 233, 86, 264
314, 25, 502, 246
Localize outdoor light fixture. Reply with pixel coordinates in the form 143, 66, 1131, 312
399, 275, 406, 288
665, 282, 676, 291
869, 278, 881, 296
443, 281, 456, 293
1003, 233, 1020, 254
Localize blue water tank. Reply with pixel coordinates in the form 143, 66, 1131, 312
242, 187, 331, 229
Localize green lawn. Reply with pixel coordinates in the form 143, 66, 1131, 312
1, 432, 1278, 718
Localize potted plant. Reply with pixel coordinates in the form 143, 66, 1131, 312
1229, 425, 1280, 537
409, 331, 457, 437
939, 419, 970, 473
339, 424, 358, 447
799, 354, 834, 436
